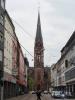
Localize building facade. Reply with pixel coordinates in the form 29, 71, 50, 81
51, 64, 57, 88
24, 57, 29, 92
61, 31, 75, 96
3, 10, 28, 99
17, 45, 26, 95
34, 12, 44, 90
56, 58, 66, 92
4, 11, 17, 98
44, 67, 51, 91
51, 31, 75, 97
27, 67, 34, 91
0, 0, 5, 99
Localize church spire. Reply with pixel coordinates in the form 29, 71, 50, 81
34, 9, 44, 91
35, 11, 43, 42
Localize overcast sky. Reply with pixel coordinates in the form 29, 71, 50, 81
6, 0, 75, 67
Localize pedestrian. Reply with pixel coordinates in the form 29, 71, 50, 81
36, 90, 42, 100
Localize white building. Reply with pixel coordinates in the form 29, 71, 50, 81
51, 64, 57, 88
61, 31, 75, 96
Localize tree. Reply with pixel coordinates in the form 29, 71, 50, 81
28, 76, 34, 91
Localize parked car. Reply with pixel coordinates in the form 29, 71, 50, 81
43, 90, 48, 94
30, 91, 36, 94
53, 91, 61, 98
51, 91, 55, 97
51, 91, 65, 98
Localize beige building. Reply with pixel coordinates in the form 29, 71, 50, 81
56, 58, 66, 87
4, 11, 15, 75
51, 64, 57, 88
51, 59, 66, 91
3, 11, 17, 98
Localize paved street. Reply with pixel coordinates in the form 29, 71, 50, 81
6, 94, 75, 100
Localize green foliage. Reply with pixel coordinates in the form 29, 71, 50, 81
28, 76, 34, 91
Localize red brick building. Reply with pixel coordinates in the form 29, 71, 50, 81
34, 12, 44, 90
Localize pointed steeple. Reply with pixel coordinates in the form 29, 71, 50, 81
35, 11, 43, 42
34, 10, 44, 91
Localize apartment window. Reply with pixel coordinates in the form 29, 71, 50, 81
1, 0, 5, 9
0, 15, 3, 25
4, 38, 6, 48
38, 55, 40, 61
0, 32, 3, 42
65, 60, 68, 68
0, 50, 2, 61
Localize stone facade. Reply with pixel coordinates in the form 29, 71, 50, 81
51, 31, 75, 96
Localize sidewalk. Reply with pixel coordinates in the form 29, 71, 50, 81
6, 94, 28, 100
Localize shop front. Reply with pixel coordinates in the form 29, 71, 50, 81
3, 72, 17, 99
17, 79, 27, 95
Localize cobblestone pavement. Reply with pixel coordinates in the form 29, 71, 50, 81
6, 93, 75, 100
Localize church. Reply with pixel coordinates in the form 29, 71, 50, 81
34, 11, 44, 90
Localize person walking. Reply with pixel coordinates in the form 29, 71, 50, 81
36, 90, 42, 100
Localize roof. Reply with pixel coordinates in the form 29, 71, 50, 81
35, 12, 43, 42
61, 31, 75, 52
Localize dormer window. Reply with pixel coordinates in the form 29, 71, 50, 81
1, 0, 5, 9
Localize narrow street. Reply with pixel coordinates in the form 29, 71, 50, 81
0, 0, 75, 100
6, 94, 75, 100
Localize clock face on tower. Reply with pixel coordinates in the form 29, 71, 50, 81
1, 0, 5, 9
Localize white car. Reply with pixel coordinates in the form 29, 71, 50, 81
30, 91, 36, 94
53, 91, 61, 98
43, 90, 48, 94
51, 91, 55, 96
51, 91, 65, 98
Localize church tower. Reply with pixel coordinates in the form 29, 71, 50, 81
34, 12, 44, 90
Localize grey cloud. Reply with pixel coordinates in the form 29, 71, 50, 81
6, 0, 75, 66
